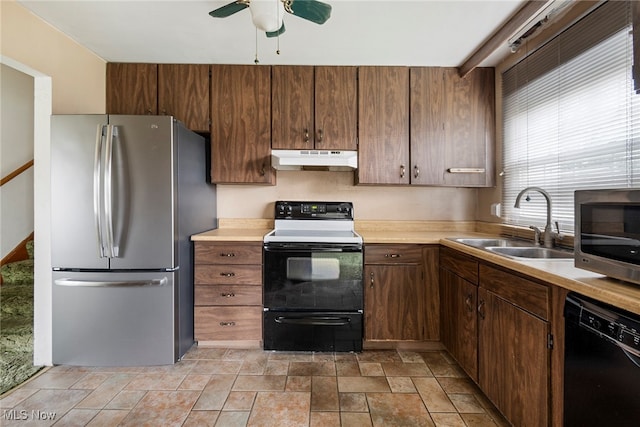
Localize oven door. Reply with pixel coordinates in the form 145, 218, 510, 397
263, 243, 363, 311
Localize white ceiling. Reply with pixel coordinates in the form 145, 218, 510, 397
18, 0, 529, 67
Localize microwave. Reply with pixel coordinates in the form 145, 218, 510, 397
575, 189, 640, 285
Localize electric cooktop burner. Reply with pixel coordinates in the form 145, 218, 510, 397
263, 201, 362, 245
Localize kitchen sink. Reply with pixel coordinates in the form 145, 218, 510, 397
486, 246, 573, 259
449, 237, 574, 260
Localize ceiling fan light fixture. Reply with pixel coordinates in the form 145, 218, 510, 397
249, 0, 284, 33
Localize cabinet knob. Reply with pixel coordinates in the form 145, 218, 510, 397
414, 165, 420, 179
220, 272, 236, 277
400, 164, 406, 178
317, 129, 324, 143
304, 129, 310, 143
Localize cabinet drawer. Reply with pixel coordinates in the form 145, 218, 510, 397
195, 285, 262, 306
195, 264, 262, 285
195, 306, 262, 340
479, 264, 549, 320
440, 247, 478, 285
365, 244, 423, 264
195, 243, 262, 265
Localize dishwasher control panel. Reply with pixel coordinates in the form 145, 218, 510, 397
578, 300, 640, 352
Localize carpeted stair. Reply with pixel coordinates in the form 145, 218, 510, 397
1, 241, 42, 394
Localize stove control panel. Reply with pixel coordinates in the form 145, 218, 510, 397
275, 201, 354, 220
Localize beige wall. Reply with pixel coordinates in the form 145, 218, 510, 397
217, 171, 478, 221
0, 0, 106, 113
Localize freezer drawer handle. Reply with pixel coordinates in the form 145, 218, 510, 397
54, 278, 168, 288
275, 316, 351, 326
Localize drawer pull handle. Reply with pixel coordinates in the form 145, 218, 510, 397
370, 271, 374, 288
219, 321, 236, 327
220, 292, 236, 298
220, 272, 236, 277
400, 164, 406, 178
385, 253, 401, 258
220, 253, 236, 257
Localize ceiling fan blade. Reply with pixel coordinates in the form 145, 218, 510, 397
266, 22, 286, 38
209, 1, 249, 18
285, 0, 332, 25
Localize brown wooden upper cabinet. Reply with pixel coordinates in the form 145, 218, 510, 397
210, 65, 274, 185
410, 67, 495, 187
106, 63, 210, 132
271, 66, 358, 150
357, 66, 410, 184
106, 63, 158, 115
158, 64, 210, 132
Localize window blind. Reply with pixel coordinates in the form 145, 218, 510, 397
501, 0, 639, 233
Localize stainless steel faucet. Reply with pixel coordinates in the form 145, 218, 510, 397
514, 186, 558, 248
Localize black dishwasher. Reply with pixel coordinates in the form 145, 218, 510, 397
564, 292, 640, 426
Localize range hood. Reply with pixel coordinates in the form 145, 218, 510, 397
271, 149, 358, 171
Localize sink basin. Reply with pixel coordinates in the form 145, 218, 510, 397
486, 246, 573, 259
451, 238, 529, 248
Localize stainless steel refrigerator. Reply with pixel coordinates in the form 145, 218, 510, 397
51, 115, 216, 366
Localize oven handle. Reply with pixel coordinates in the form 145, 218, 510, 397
264, 244, 362, 253
275, 316, 352, 326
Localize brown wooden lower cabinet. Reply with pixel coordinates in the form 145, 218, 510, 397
364, 244, 439, 342
440, 248, 552, 427
194, 241, 263, 346
439, 266, 478, 381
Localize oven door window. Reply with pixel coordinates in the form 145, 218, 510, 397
263, 246, 363, 311
581, 204, 640, 266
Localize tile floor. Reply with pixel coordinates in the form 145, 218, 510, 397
1, 347, 509, 426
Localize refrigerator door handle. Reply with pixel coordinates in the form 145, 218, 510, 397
54, 277, 168, 288
104, 124, 118, 258
94, 124, 107, 257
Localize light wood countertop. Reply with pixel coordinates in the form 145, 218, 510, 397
191, 220, 640, 315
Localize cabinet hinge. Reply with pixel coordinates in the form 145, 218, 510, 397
547, 333, 554, 349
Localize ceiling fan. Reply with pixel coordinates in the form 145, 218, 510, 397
209, 0, 332, 38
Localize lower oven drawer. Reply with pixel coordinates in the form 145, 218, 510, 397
263, 311, 362, 352
195, 306, 262, 341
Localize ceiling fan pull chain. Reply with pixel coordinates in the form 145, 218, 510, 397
254, 27, 259, 64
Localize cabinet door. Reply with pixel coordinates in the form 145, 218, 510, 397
410, 67, 495, 187
364, 264, 424, 340
440, 268, 478, 381
315, 66, 358, 150
357, 67, 410, 184
210, 65, 274, 184
106, 63, 157, 115
443, 67, 495, 187
272, 66, 315, 150
410, 67, 447, 185
478, 288, 549, 427
158, 64, 210, 132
